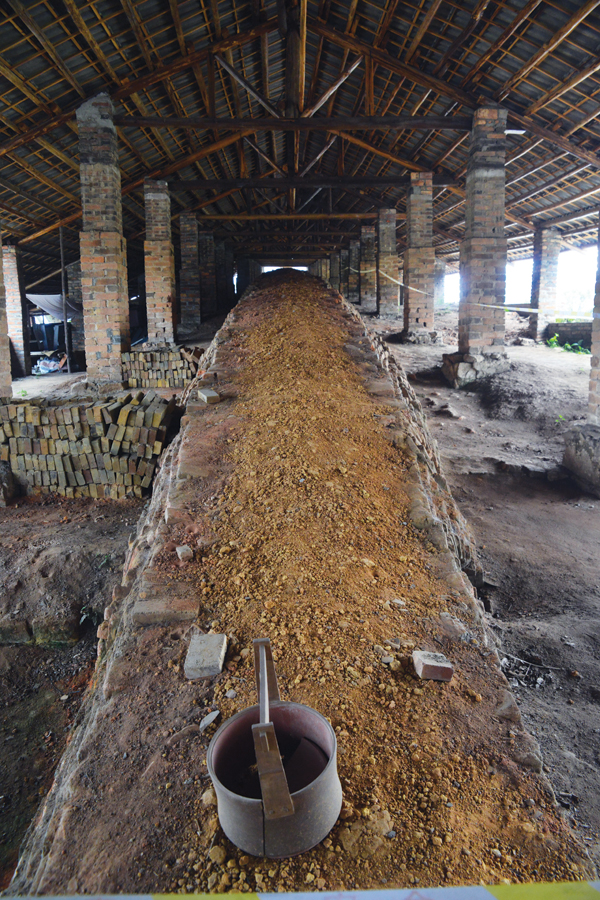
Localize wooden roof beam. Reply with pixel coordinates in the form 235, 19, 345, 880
301, 56, 363, 118
6, 0, 85, 99
431, 0, 492, 78
526, 54, 600, 116
528, 184, 600, 219
168, 174, 457, 191
214, 54, 281, 117
0, 19, 278, 160
182, 212, 377, 220
113, 114, 474, 131
537, 205, 600, 229
311, 19, 600, 173
404, 0, 444, 66
243, 136, 287, 176
497, 0, 600, 101
460, 0, 543, 87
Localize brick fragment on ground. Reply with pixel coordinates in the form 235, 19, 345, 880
412, 649, 454, 681
197, 388, 220, 404
184, 632, 227, 679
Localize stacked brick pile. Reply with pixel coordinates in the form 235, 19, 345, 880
121, 346, 202, 389
0, 391, 177, 500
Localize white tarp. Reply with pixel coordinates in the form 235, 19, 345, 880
26, 293, 81, 319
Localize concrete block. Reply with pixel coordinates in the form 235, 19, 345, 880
185, 632, 227, 680
412, 649, 454, 682
197, 388, 220, 404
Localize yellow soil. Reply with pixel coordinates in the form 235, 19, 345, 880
156, 273, 590, 892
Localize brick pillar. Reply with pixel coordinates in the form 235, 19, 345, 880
144, 180, 175, 344
359, 225, 377, 310
377, 208, 399, 317
529, 227, 561, 341
403, 173, 435, 331
179, 213, 200, 336
434, 258, 446, 308
348, 240, 360, 303
340, 248, 349, 298
459, 107, 508, 354
199, 231, 217, 318
66, 261, 86, 366
77, 93, 129, 383
2, 244, 30, 377
0, 236, 11, 397
329, 252, 341, 292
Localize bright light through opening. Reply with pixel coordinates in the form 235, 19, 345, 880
441, 245, 597, 318
261, 265, 308, 273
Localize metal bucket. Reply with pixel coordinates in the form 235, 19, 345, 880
207, 639, 343, 857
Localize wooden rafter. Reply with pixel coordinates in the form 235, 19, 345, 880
497, 0, 600, 101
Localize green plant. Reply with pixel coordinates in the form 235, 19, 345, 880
96, 552, 112, 569
18, 389, 27, 397
546, 334, 591, 354
563, 340, 591, 355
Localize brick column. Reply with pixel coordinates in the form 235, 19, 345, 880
359, 225, 377, 310
329, 252, 341, 292
403, 173, 435, 331
2, 244, 30, 377
458, 107, 508, 354
377, 208, 399, 317
0, 236, 11, 397
77, 93, 129, 384
200, 232, 217, 318
529, 227, 561, 341
340, 248, 349, 299
66, 261, 86, 367
144, 180, 175, 343
434, 259, 446, 308
179, 213, 200, 336
348, 240, 360, 303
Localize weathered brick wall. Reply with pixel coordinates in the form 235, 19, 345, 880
377, 208, 399, 316
2, 245, 30, 377
199, 231, 217, 319
459, 107, 508, 354
144, 180, 175, 343
0, 392, 176, 499
0, 235, 11, 397
329, 252, 340, 292
359, 225, 377, 310
348, 240, 360, 303
340, 248, 349, 299
66, 261, 86, 360
179, 214, 201, 335
529, 227, 561, 340
79, 231, 130, 383
77, 94, 130, 383
546, 321, 592, 347
404, 174, 435, 330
